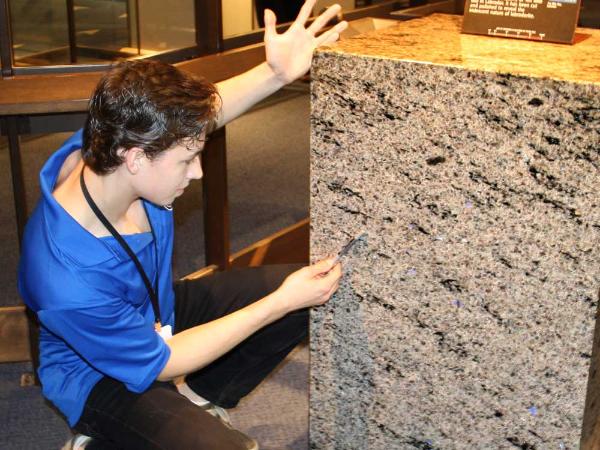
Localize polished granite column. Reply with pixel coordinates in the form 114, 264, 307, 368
309, 14, 600, 449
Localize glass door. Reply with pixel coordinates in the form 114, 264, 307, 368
8, 0, 197, 68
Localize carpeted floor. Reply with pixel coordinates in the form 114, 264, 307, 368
0, 86, 311, 449
0, 343, 309, 450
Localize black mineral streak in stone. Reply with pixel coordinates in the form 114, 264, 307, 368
498, 257, 513, 269
358, 292, 396, 311
533, 193, 582, 222
426, 155, 446, 165
577, 151, 599, 169
441, 279, 463, 293
482, 303, 507, 327
333, 203, 372, 220
434, 331, 469, 357
405, 436, 435, 449
506, 436, 537, 449
410, 223, 431, 235
426, 203, 457, 219
568, 106, 598, 126
581, 295, 598, 309
544, 136, 560, 145
528, 97, 544, 106
560, 251, 579, 263
469, 171, 501, 191
527, 165, 560, 191
528, 430, 543, 440
326, 181, 365, 201
341, 187, 364, 201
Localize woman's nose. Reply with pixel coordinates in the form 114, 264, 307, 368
188, 156, 203, 180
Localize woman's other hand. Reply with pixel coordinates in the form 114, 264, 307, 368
264, 0, 348, 85
274, 258, 342, 312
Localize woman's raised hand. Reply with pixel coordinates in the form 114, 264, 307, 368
264, 0, 348, 85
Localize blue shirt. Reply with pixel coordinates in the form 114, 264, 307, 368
18, 130, 174, 426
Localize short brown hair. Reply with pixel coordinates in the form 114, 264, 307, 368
82, 60, 218, 174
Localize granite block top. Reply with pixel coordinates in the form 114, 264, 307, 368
318, 14, 600, 85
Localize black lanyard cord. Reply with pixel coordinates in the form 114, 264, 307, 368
79, 167, 162, 330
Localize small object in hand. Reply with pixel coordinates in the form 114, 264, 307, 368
331, 232, 367, 266
319, 232, 367, 277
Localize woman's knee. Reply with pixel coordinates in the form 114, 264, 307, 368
159, 406, 255, 450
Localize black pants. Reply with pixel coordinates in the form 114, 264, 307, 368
74, 264, 306, 449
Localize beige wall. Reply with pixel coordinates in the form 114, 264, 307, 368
222, 0, 255, 37
314, 0, 355, 16
138, 0, 195, 51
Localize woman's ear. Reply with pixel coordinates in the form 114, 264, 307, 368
121, 147, 146, 174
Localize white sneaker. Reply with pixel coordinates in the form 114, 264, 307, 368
174, 380, 258, 450
175, 379, 231, 425
60, 434, 93, 450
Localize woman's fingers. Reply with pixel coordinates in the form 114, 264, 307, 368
322, 277, 341, 303
264, 9, 277, 39
307, 3, 342, 35
315, 21, 348, 46
319, 262, 342, 285
307, 257, 337, 277
295, 0, 318, 26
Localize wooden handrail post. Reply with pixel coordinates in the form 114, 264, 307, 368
0, 0, 14, 77
202, 126, 230, 270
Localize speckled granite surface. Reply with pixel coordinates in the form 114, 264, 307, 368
322, 14, 600, 85
309, 14, 600, 450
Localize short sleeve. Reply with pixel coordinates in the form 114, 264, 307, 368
38, 298, 171, 393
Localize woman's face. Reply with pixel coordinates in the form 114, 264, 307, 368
134, 135, 205, 206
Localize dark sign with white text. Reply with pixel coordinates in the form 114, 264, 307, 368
462, 0, 581, 44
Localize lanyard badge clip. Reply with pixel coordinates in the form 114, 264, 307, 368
156, 322, 173, 341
